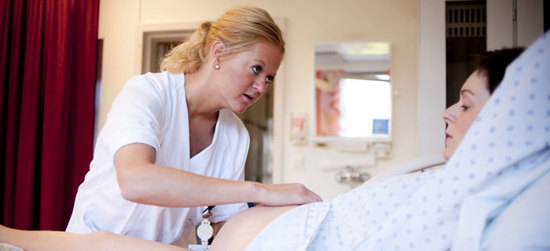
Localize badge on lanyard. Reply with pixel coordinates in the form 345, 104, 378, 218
188, 206, 215, 251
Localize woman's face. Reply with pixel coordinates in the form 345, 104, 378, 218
216, 40, 282, 113
442, 70, 491, 160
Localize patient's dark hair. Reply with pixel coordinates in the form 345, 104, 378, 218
474, 47, 525, 94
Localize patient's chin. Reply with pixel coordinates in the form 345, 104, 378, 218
443, 149, 453, 161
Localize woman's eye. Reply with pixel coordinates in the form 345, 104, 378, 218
460, 105, 469, 110
266, 76, 274, 84
252, 65, 262, 74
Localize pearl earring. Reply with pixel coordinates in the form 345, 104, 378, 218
215, 64, 220, 70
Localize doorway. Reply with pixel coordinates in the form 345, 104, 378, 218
446, 0, 487, 107
239, 84, 274, 183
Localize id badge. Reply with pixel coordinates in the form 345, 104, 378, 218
188, 206, 215, 251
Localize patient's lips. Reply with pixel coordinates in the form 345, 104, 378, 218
445, 132, 452, 145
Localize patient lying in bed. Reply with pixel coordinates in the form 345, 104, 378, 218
1, 34, 548, 251
210, 40, 549, 250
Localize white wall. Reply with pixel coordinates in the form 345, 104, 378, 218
417, 0, 446, 155
487, 0, 544, 50
98, 0, 423, 199
487, 0, 515, 50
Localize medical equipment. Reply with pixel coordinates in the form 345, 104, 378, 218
188, 206, 214, 251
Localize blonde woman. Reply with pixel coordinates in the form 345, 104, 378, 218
64, 6, 321, 245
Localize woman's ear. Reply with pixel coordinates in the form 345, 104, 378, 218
210, 41, 226, 62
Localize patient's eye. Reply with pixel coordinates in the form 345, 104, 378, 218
460, 97, 473, 111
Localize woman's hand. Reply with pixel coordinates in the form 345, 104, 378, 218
253, 183, 323, 206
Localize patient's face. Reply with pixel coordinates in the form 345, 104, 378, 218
442, 70, 491, 160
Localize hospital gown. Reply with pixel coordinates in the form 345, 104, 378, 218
246, 32, 550, 250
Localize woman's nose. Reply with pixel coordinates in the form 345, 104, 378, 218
442, 103, 457, 123
441, 109, 449, 121
253, 79, 267, 93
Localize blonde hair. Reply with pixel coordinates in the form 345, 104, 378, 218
161, 6, 285, 74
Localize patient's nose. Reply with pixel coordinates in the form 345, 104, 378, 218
442, 103, 458, 123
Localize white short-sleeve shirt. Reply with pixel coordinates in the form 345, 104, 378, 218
66, 71, 249, 243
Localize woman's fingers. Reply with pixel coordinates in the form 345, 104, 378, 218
258, 183, 322, 206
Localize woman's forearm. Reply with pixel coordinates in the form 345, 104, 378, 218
114, 143, 262, 207
118, 165, 321, 207
114, 143, 321, 207
117, 162, 263, 207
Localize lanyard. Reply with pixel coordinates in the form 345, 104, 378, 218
202, 206, 215, 218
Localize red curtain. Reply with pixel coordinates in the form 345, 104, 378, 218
0, 0, 99, 230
